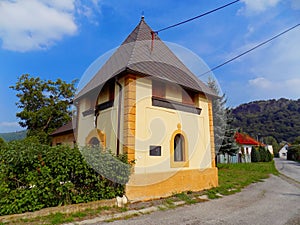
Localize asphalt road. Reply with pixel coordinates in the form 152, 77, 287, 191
97, 159, 300, 225
274, 158, 300, 182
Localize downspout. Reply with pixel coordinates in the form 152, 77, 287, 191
115, 78, 122, 156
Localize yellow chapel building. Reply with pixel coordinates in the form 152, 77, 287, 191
73, 17, 218, 201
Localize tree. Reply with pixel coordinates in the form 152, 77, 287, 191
207, 77, 227, 154
258, 146, 267, 162
0, 137, 5, 147
265, 149, 273, 162
219, 111, 240, 159
251, 146, 260, 162
293, 136, 300, 144
10, 74, 77, 143
264, 136, 279, 157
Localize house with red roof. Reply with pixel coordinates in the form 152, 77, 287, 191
235, 132, 265, 163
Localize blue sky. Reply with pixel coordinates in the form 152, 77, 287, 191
0, 0, 299, 133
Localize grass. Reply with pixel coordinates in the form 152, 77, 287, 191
0, 161, 278, 225
205, 160, 278, 199
173, 192, 197, 204
0, 206, 117, 225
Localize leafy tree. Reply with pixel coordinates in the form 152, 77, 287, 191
264, 136, 279, 156
10, 74, 77, 143
251, 147, 260, 162
287, 145, 300, 161
207, 77, 227, 154
293, 136, 300, 144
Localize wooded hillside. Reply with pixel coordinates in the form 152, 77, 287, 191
231, 98, 300, 143
0, 130, 26, 142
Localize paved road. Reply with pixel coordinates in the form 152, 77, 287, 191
96, 160, 300, 225
274, 158, 300, 182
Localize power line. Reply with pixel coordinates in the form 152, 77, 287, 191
153, 0, 240, 34
199, 23, 300, 77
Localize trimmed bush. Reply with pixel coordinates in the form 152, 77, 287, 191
251, 147, 260, 162
265, 149, 273, 162
258, 146, 267, 162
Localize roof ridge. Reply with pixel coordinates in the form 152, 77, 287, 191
126, 19, 145, 67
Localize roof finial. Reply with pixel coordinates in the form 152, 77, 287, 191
141, 11, 144, 20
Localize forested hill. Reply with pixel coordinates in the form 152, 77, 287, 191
0, 130, 26, 142
231, 98, 300, 143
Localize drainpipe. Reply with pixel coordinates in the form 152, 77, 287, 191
115, 78, 122, 156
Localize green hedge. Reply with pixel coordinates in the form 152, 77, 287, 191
0, 138, 131, 216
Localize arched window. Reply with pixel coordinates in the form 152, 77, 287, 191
174, 134, 185, 161
89, 137, 100, 146
85, 129, 106, 148
170, 124, 189, 168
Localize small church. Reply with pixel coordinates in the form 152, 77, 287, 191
73, 17, 218, 201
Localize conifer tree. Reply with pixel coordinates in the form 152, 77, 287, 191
259, 146, 267, 162
251, 146, 260, 162
207, 77, 227, 154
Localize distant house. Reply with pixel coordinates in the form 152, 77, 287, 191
235, 132, 265, 163
266, 145, 274, 155
50, 121, 75, 148
279, 143, 289, 159
72, 17, 218, 201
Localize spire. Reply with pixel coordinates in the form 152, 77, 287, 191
141, 11, 145, 20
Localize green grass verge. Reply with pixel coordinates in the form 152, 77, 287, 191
205, 160, 279, 199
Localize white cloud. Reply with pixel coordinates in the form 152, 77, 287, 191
248, 77, 272, 89
76, 0, 102, 25
224, 23, 300, 105
40, 0, 75, 11
248, 77, 300, 100
0, 121, 22, 133
244, 27, 300, 99
240, 0, 281, 14
0, 0, 77, 52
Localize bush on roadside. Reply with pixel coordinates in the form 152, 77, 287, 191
0, 138, 131, 216
287, 145, 300, 161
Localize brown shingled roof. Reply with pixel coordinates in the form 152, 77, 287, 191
51, 121, 73, 136
75, 17, 216, 99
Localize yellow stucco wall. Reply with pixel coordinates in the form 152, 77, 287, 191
76, 99, 95, 146
126, 167, 218, 201
125, 77, 218, 201
76, 80, 124, 154
134, 78, 212, 174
